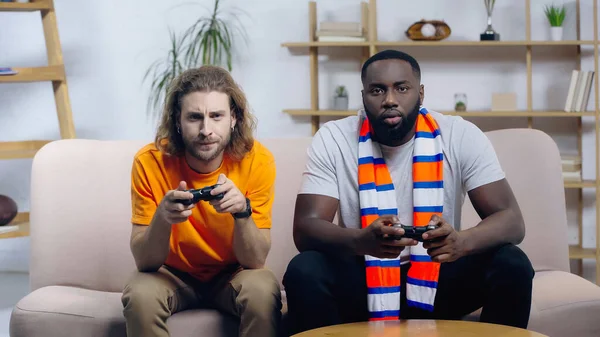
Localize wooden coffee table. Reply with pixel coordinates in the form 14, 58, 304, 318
292, 320, 548, 336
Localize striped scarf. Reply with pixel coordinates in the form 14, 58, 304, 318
358, 106, 442, 321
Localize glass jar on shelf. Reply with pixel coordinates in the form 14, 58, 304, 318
454, 93, 467, 111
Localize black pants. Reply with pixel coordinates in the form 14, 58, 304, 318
282, 244, 534, 335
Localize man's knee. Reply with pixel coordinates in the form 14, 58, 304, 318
121, 271, 170, 314
236, 269, 282, 317
490, 244, 535, 284
283, 250, 329, 290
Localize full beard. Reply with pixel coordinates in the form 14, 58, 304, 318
366, 98, 421, 146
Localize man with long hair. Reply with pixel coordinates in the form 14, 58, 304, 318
121, 65, 281, 337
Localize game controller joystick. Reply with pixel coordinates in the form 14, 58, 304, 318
175, 184, 224, 206
387, 223, 437, 242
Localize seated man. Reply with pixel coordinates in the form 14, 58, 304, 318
121, 65, 281, 337
283, 49, 534, 335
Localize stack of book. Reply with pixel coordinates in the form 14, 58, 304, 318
564, 70, 595, 112
562, 155, 582, 182
316, 21, 365, 42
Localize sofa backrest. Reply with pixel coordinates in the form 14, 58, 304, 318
29, 139, 145, 292
262, 138, 310, 284
29, 138, 308, 292
460, 128, 570, 273
28, 129, 570, 292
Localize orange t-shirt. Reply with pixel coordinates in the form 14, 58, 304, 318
130, 140, 276, 282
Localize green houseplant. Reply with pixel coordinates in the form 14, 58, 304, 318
144, 0, 248, 117
544, 4, 566, 41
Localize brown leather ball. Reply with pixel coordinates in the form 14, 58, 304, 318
0, 195, 18, 226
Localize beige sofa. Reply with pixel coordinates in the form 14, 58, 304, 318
8, 129, 600, 337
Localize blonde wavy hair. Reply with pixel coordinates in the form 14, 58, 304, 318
155, 65, 257, 161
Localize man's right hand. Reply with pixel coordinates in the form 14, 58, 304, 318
156, 181, 195, 225
355, 215, 418, 258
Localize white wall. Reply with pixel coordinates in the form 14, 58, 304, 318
0, 0, 598, 279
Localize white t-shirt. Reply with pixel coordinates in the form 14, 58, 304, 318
298, 109, 506, 262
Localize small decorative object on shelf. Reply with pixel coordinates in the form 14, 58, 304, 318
0, 67, 18, 76
406, 20, 451, 41
0, 1, 33, 5
480, 0, 500, 41
544, 4, 566, 41
562, 155, 582, 183
454, 93, 467, 111
0, 195, 17, 226
316, 21, 365, 42
333, 85, 349, 110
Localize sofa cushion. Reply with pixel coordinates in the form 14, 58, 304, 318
167, 310, 238, 337
10, 286, 127, 337
9, 285, 247, 337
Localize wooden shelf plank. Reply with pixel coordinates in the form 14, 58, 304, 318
284, 109, 356, 116
281, 40, 596, 48
0, 66, 65, 83
282, 41, 371, 47
529, 40, 597, 45
283, 109, 597, 118
0, 0, 51, 12
0, 140, 52, 159
447, 111, 596, 117
564, 180, 597, 189
376, 40, 596, 47
13, 212, 29, 223
569, 246, 597, 259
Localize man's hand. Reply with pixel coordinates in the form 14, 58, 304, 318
422, 215, 467, 263
156, 181, 195, 225
355, 215, 418, 258
209, 174, 247, 214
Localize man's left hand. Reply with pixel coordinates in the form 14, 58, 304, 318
421, 215, 467, 263
209, 174, 247, 214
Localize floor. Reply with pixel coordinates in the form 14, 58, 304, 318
0, 272, 29, 337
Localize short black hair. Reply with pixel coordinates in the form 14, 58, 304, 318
361, 49, 421, 83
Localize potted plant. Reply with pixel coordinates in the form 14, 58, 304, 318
454, 93, 467, 112
143, 0, 248, 117
544, 4, 566, 41
333, 85, 349, 110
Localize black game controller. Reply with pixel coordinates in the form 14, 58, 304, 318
387, 224, 437, 242
175, 184, 224, 206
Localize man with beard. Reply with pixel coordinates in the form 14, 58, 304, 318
283, 49, 534, 334
121, 66, 281, 337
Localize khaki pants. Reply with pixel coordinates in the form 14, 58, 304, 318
121, 264, 282, 337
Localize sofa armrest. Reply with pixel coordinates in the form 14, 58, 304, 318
528, 270, 600, 337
